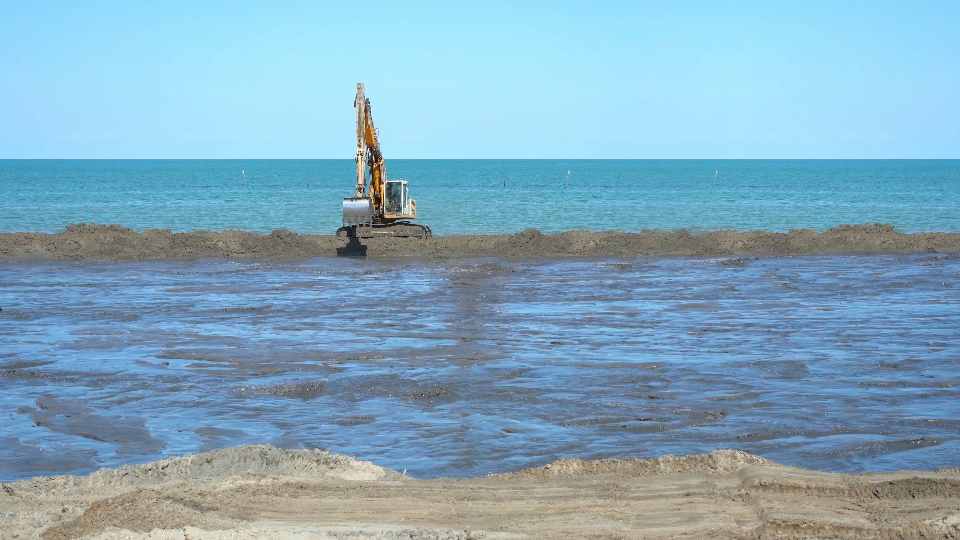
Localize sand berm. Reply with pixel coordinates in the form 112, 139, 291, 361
2, 445, 959, 539
2, 222, 960, 261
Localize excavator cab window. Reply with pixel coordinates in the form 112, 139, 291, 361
385, 180, 408, 215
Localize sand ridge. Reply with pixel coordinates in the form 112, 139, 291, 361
2, 222, 960, 261
2, 445, 959, 539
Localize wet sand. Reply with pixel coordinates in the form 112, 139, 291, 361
2, 222, 960, 261
2, 445, 957, 539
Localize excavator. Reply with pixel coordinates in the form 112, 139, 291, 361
337, 83, 432, 239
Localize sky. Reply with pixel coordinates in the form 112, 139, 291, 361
1, 1, 958, 159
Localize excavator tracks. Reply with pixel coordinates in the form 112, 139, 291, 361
336, 222, 432, 239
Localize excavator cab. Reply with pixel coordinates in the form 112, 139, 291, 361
384, 179, 410, 216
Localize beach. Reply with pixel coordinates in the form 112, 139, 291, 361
3, 445, 958, 539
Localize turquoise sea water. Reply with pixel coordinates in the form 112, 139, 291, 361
1, 160, 959, 235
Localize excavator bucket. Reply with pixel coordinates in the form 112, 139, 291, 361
342, 197, 373, 227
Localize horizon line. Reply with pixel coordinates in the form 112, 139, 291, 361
2, 157, 959, 161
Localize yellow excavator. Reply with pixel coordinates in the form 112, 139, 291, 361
337, 83, 431, 238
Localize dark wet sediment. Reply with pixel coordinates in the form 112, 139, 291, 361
2, 222, 960, 261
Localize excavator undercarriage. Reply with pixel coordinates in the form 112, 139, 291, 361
336, 222, 432, 239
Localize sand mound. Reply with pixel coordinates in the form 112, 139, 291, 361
854, 477, 960, 500
498, 449, 772, 479
3, 446, 959, 540
13, 445, 399, 496
41, 490, 239, 540
2, 222, 960, 261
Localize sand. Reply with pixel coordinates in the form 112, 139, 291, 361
1, 445, 957, 539
2, 222, 960, 261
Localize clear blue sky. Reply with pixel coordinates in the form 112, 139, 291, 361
1, 1, 957, 159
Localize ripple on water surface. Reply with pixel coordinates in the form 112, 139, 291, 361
0, 254, 958, 480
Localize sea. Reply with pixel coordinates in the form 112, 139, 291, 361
1, 160, 959, 481
1, 159, 959, 234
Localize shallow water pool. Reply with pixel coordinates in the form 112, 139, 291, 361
1, 254, 958, 480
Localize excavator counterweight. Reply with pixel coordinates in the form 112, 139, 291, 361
337, 83, 431, 239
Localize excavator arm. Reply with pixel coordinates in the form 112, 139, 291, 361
354, 83, 388, 215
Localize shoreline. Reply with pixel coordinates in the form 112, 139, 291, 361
4, 444, 958, 539
2, 222, 960, 262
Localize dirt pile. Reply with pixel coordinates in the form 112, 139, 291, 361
496, 449, 772, 479
2, 222, 960, 261
2, 445, 958, 539
12, 445, 398, 497
0, 223, 331, 261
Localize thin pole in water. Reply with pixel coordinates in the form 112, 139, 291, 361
242, 170, 247, 189
565, 170, 570, 189
714, 170, 718, 188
